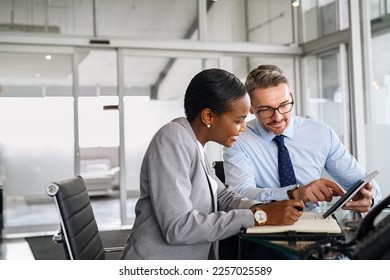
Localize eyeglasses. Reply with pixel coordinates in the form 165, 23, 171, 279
252, 96, 294, 119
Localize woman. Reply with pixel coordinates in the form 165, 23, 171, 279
120, 68, 304, 260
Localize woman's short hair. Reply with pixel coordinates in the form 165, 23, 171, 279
184, 68, 247, 122
245, 64, 290, 97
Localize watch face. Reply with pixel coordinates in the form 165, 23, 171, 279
254, 210, 267, 224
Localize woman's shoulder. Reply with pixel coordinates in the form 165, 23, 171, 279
146, 118, 198, 160
157, 117, 190, 135
152, 117, 195, 145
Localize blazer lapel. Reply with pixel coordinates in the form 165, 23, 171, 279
202, 153, 217, 212
172, 117, 217, 211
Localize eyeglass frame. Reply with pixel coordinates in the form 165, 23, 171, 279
251, 93, 294, 120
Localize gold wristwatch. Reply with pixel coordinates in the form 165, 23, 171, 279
254, 210, 267, 225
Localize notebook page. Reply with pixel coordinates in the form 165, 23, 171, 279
246, 212, 342, 234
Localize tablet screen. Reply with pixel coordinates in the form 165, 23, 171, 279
322, 170, 379, 219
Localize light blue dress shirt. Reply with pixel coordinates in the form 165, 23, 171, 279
223, 116, 381, 206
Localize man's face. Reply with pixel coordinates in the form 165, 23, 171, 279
250, 83, 293, 135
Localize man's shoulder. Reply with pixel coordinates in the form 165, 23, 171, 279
294, 115, 330, 130
293, 116, 339, 142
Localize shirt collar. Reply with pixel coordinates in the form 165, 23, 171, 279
254, 116, 295, 143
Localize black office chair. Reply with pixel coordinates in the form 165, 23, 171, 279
212, 161, 241, 260
45, 175, 123, 260
212, 161, 225, 184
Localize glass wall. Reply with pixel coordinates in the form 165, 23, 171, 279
0, 50, 74, 231
207, 0, 295, 44
301, 0, 349, 43
303, 50, 346, 143
77, 49, 121, 228
362, 0, 390, 197
245, 0, 295, 44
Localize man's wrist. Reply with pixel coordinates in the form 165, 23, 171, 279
287, 185, 300, 200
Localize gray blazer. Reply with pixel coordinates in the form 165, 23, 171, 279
120, 117, 257, 260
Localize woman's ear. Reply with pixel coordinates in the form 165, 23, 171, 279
200, 108, 213, 128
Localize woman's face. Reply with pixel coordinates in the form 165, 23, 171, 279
212, 94, 250, 147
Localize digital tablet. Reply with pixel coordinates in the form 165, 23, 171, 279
322, 170, 379, 219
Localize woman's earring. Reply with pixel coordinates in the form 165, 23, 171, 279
206, 124, 211, 128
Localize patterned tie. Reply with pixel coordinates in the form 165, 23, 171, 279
273, 135, 297, 187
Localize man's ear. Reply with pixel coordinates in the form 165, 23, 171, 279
200, 108, 213, 127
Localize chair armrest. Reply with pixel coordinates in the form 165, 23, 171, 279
52, 228, 63, 243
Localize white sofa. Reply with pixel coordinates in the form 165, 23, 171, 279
79, 159, 120, 195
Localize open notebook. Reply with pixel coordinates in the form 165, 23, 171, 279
246, 212, 342, 234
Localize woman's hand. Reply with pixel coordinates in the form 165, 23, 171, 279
252, 199, 305, 226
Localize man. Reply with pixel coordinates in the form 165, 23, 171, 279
223, 64, 381, 213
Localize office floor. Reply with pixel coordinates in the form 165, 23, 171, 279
0, 193, 137, 260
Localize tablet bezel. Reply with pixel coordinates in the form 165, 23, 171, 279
322, 170, 379, 219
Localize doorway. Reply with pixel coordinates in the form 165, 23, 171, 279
75, 48, 123, 229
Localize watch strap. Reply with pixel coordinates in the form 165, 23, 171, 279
287, 185, 300, 199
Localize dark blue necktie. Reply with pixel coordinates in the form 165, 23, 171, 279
273, 135, 297, 187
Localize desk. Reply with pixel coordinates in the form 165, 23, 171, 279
238, 210, 362, 260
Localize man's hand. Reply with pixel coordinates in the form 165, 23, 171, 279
343, 182, 373, 213
291, 178, 344, 203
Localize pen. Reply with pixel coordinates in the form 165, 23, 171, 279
294, 206, 303, 211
